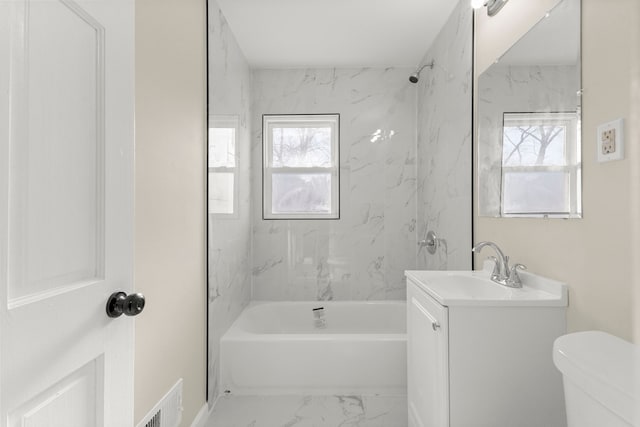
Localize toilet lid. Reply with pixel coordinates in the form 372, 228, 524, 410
553, 331, 640, 425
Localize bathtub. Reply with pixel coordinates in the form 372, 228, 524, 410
220, 301, 407, 395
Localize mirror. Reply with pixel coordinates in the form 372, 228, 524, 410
477, 0, 582, 218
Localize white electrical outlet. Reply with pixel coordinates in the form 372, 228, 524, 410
597, 118, 624, 162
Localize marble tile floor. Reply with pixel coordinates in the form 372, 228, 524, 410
205, 395, 408, 427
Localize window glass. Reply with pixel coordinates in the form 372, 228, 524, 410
271, 173, 332, 214
502, 125, 566, 167
271, 127, 332, 167
209, 172, 235, 214
503, 171, 569, 214
208, 116, 239, 216
209, 127, 236, 168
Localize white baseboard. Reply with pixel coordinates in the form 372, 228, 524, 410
190, 403, 211, 427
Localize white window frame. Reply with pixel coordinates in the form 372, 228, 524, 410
501, 111, 581, 217
208, 115, 239, 217
263, 114, 340, 220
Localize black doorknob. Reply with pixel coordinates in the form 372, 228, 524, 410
106, 292, 146, 318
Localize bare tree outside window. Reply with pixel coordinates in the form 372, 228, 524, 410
272, 127, 332, 168
503, 125, 566, 167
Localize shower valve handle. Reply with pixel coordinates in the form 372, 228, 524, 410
418, 230, 438, 255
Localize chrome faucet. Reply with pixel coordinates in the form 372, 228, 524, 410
472, 241, 526, 288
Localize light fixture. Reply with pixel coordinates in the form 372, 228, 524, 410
471, 0, 509, 17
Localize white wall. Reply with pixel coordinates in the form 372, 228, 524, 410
475, 0, 640, 342
134, 0, 207, 425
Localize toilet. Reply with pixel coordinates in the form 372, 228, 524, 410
553, 331, 640, 427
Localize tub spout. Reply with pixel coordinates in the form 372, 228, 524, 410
312, 306, 326, 329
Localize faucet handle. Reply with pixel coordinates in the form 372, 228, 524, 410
511, 263, 526, 273
506, 264, 527, 288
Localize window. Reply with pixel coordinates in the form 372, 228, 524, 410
208, 115, 239, 216
501, 112, 581, 217
263, 114, 339, 219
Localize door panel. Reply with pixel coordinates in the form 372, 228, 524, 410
407, 282, 449, 427
0, 0, 134, 425
8, 0, 105, 305
8, 358, 103, 427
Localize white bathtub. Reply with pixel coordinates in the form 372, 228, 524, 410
220, 301, 407, 395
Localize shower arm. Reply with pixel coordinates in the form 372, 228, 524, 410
416, 60, 435, 74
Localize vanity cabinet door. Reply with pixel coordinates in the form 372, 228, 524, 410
407, 280, 449, 427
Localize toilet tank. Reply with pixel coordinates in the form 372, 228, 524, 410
553, 331, 640, 427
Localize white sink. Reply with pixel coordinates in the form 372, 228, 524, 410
405, 264, 567, 307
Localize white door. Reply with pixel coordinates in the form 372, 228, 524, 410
0, 0, 135, 425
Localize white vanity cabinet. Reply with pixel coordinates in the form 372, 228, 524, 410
407, 281, 449, 427
406, 269, 568, 427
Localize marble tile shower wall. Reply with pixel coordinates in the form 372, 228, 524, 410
251, 68, 418, 301
416, 0, 473, 270
207, 0, 252, 404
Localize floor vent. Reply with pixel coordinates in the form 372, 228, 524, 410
137, 379, 183, 427
144, 410, 161, 427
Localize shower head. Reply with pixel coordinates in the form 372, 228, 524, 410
408, 60, 435, 84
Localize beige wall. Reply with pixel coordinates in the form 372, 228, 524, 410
632, 4, 640, 345
134, 0, 207, 425
475, 0, 640, 342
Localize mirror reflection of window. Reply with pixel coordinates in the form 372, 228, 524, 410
209, 115, 239, 216
501, 112, 581, 217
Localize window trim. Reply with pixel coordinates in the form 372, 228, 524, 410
262, 114, 340, 220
